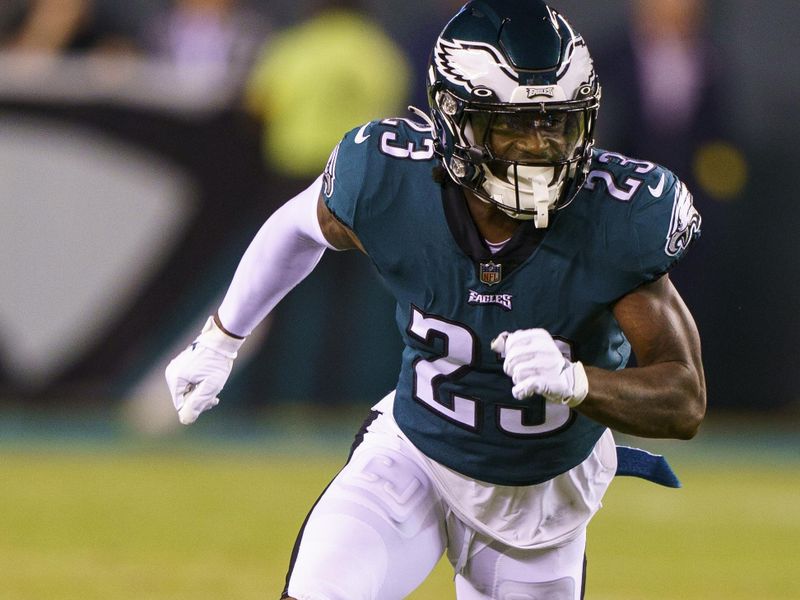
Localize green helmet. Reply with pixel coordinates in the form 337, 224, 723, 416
427, 0, 600, 227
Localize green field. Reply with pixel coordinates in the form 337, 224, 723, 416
1, 418, 798, 599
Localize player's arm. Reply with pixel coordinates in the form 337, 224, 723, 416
165, 176, 363, 424
578, 274, 706, 439
492, 274, 705, 440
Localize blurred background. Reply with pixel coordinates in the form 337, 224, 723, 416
1, 1, 798, 598
1, 0, 798, 428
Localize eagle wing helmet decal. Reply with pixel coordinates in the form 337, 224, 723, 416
433, 38, 519, 99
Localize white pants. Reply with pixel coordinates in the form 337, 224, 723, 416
283, 409, 593, 600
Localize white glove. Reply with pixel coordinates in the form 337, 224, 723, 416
490, 329, 588, 407
165, 316, 245, 424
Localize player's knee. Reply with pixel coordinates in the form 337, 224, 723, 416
287, 448, 445, 599
287, 440, 447, 599
288, 513, 389, 599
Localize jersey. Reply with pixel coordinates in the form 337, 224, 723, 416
322, 118, 701, 487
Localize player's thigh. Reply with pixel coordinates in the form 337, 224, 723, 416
284, 440, 447, 600
453, 529, 587, 600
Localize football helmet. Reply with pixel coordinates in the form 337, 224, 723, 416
427, 0, 600, 227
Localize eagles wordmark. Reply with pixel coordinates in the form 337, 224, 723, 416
467, 289, 513, 311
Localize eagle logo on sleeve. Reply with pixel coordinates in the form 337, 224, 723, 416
665, 181, 702, 257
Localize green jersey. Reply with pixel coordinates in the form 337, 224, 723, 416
323, 118, 700, 486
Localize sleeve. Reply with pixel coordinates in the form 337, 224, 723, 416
321, 122, 375, 231
630, 170, 702, 281
216, 176, 332, 337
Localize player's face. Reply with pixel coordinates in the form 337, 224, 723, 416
470, 111, 585, 164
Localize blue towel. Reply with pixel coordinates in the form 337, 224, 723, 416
615, 445, 681, 488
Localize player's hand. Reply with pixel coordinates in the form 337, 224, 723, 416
490, 329, 588, 407
165, 316, 244, 425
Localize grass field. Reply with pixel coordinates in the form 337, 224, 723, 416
1, 416, 798, 599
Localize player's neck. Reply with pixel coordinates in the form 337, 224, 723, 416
464, 190, 521, 244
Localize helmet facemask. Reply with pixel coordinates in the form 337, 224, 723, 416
457, 100, 596, 227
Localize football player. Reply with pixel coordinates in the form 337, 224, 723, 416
166, 1, 706, 598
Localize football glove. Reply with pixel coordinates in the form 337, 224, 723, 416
490, 329, 588, 407
165, 316, 244, 424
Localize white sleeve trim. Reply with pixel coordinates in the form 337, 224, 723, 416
216, 176, 331, 336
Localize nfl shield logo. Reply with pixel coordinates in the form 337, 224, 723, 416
479, 261, 502, 286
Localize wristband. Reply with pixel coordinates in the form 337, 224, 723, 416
566, 361, 589, 408
196, 316, 245, 359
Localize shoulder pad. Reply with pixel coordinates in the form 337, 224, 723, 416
322, 118, 436, 230
320, 120, 381, 230
631, 169, 701, 279
583, 151, 701, 279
